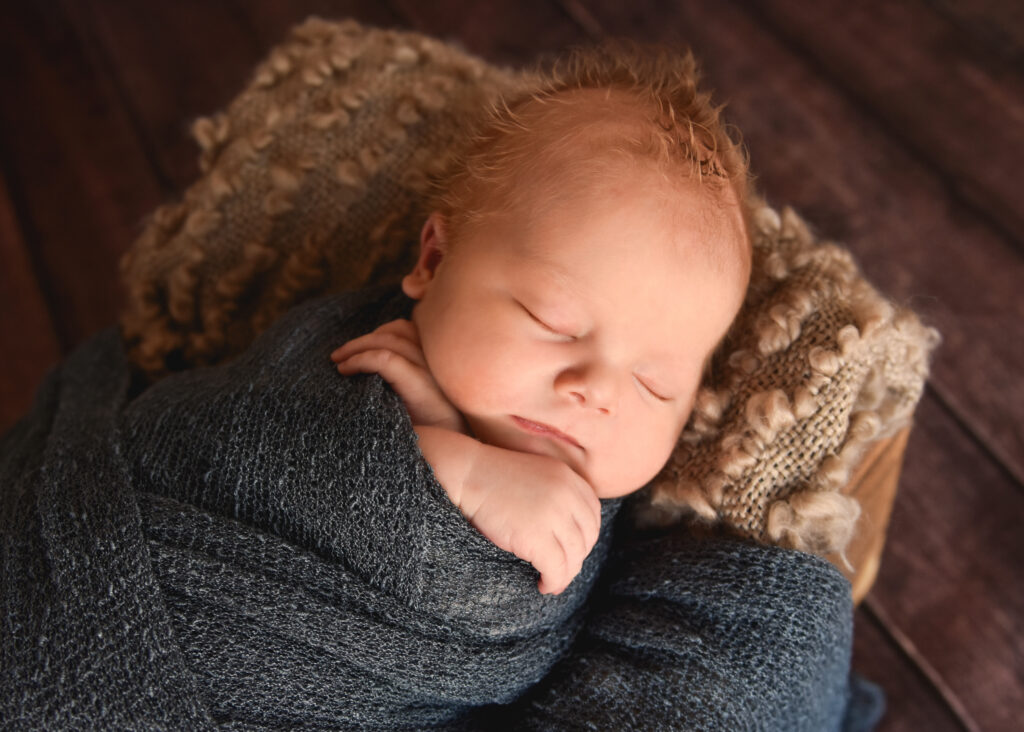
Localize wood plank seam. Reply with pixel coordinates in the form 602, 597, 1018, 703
737, 0, 1024, 256
925, 383, 1024, 493
62, 0, 176, 195
862, 597, 979, 732
218, 0, 274, 51
381, 0, 413, 30
555, 0, 605, 39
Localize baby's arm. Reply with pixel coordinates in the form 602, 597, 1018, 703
331, 319, 602, 595
414, 425, 601, 595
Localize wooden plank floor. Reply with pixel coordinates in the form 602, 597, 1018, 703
1, 1, 1020, 729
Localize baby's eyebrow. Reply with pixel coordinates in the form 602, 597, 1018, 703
531, 263, 582, 298
515, 269, 586, 315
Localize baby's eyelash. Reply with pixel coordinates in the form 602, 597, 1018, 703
636, 376, 671, 402
521, 304, 574, 339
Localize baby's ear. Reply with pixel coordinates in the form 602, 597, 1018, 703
402, 212, 448, 300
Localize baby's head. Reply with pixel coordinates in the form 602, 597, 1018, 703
403, 45, 752, 498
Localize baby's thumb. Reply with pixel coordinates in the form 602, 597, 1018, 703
537, 574, 567, 595
536, 558, 574, 595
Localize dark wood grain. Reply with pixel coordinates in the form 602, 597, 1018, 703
747, 0, 1024, 248
0, 173, 61, 435
870, 393, 1024, 731
0, 2, 162, 348
927, 0, 1024, 68
228, 0, 404, 47
576, 0, 1024, 489
392, 0, 584, 65
73, 0, 265, 189
852, 609, 963, 732
71, 1, 409, 202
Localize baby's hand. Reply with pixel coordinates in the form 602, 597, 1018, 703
331, 319, 468, 434
458, 442, 602, 595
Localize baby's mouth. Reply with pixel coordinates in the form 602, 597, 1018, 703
511, 416, 583, 450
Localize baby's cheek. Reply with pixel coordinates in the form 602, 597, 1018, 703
430, 341, 515, 416
591, 418, 681, 498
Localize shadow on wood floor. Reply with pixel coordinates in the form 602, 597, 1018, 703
1, 1, 1021, 729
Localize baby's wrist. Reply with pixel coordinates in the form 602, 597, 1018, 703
413, 425, 482, 509
425, 411, 471, 436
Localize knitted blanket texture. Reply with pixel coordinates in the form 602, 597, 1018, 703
2, 286, 860, 730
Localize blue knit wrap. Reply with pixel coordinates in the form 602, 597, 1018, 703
1, 286, 861, 730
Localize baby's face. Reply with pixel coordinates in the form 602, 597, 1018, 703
404, 173, 748, 498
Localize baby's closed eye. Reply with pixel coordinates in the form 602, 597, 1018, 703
518, 301, 577, 341
634, 375, 671, 402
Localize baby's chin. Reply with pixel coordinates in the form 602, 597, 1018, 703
590, 475, 648, 500
584, 458, 665, 499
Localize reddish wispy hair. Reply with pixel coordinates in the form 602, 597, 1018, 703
429, 41, 753, 241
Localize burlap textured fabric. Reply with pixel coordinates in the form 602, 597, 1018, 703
118, 18, 938, 556
646, 204, 939, 554
120, 18, 534, 373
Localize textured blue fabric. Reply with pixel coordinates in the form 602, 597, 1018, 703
2, 286, 863, 730
843, 673, 887, 732
502, 517, 859, 731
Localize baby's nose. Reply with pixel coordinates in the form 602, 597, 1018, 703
555, 364, 618, 415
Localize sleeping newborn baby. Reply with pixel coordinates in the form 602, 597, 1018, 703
100, 46, 855, 728
331, 79, 752, 594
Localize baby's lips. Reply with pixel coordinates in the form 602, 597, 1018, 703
511, 415, 583, 450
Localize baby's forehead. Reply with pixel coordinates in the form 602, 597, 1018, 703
503, 166, 747, 269
508, 188, 745, 291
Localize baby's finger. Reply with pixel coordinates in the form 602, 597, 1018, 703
537, 569, 569, 596
334, 348, 428, 391
559, 528, 587, 583
571, 510, 599, 561
336, 348, 453, 423
556, 517, 588, 574
331, 331, 411, 362
572, 481, 602, 548
373, 318, 421, 346
331, 331, 426, 368
330, 319, 418, 359
536, 534, 577, 596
